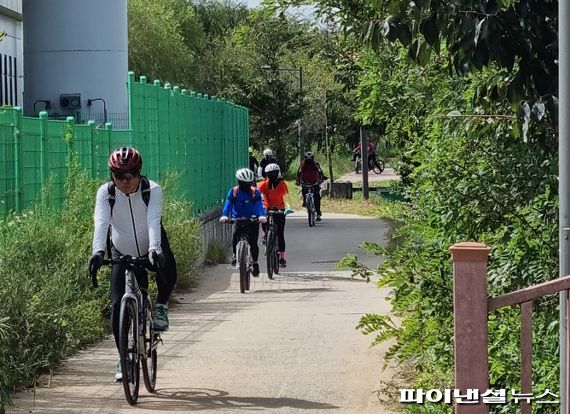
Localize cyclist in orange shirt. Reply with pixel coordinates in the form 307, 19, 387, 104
258, 163, 289, 267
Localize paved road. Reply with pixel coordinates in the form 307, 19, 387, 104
338, 167, 399, 183
8, 212, 394, 414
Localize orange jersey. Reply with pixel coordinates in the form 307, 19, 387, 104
258, 179, 288, 209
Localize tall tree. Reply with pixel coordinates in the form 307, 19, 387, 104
128, 0, 195, 86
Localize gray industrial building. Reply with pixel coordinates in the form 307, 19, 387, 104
3, 0, 129, 128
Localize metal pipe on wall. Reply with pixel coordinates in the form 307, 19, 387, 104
560, 2, 570, 412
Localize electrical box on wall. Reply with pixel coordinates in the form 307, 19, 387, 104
59, 93, 81, 111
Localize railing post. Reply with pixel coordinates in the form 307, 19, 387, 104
12, 107, 23, 211
450, 242, 491, 414
39, 111, 48, 186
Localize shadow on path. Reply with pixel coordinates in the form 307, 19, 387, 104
137, 388, 339, 411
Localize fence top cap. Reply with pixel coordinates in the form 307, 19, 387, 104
450, 242, 490, 260
450, 242, 490, 251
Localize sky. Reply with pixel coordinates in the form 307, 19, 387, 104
243, 0, 316, 18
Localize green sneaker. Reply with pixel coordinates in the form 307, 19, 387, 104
114, 359, 122, 382
153, 304, 169, 332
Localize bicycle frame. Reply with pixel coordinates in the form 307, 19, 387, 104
122, 269, 146, 354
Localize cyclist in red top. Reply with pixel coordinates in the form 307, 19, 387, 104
258, 163, 289, 267
353, 140, 376, 163
296, 152, 326, 221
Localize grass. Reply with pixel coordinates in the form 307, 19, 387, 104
351, 180, 395, 188
285, 180, 406, 221
204, 241, 228, 265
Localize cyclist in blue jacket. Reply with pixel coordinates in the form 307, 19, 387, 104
220, 168, 267, 276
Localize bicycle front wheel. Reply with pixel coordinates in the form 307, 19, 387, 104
372, 159, 385, 174
266, 231, 274, 280
238, 241, 248, 293
142, 297, 157, 393
119, 299, 140, 405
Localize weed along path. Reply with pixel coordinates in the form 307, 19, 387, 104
8, 212, 394, 414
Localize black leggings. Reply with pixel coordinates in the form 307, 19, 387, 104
110, 227, 177, 350
302, 184, 322, 216
232, 221, 260, 262
262, 213, 286, 252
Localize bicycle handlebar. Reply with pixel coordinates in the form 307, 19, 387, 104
102, 255, 152, 267
91, 255, 153, 288
221, 216, 260, 224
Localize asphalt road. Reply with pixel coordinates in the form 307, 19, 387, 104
8, 212, 394, 414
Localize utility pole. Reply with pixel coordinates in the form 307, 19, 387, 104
325, 92, 334, 197
560, 1, 570, 412
298, 66, 304, 161
360, 126, 369, 200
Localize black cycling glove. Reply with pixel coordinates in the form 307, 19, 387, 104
88, 251, 105, 287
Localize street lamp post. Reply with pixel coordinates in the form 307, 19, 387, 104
324, 91, 334, 197
261, 65, 304, 161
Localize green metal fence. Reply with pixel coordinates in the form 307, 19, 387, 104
0, 72, 249, 216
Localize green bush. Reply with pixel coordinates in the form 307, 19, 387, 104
345, 43, 560, 414
0, 163, 201, 410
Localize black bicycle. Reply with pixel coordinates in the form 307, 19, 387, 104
265, 210, 285, 279
92, 255, 161, 405
225, 217, 258, 293
301, 184, 318, 227
355, 154, 385, 174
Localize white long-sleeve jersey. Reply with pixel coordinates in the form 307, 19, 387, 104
92, 179, 163, 257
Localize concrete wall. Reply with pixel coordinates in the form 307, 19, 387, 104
23, 0, 128, 122
0, 0, 22, 13
0, 0, 23, 107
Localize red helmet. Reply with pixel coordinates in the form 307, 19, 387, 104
108, 146, 142, 172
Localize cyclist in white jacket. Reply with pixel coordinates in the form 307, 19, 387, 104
88, 146, 177, 381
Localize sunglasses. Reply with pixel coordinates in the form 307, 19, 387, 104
112, 171, 138, 181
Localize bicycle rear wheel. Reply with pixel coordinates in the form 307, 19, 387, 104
142, 297, 157, 393
238, 241, 248, 293
119, 299, 140, 405
266, 231, 274, 279
273, 246, 280, 275
307, 196, 316, 227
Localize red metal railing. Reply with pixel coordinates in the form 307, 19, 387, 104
451, 242, 570, 414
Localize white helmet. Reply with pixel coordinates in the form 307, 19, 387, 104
265, 163, 280, 173
235, 168, 255, 183
263, 148, 273, 157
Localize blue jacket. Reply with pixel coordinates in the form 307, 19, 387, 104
222, 186, 266, 219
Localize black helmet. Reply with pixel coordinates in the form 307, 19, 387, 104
304, 151, 314, 161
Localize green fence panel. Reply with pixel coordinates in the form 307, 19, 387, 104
0, 72, 249, 217
0, 108, 16, 215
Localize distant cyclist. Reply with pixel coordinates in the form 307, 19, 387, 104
258, 148, 280, 179
249, 147, 259, 177
296, 151, 327, 222
353, 140, 377, 165
258, 163, 289, 267
220, 168, 267, 276
88, 146, 177, 381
